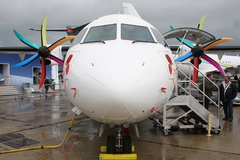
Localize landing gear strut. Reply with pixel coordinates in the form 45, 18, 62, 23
106, 125, 132, 154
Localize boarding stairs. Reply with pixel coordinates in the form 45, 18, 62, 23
151, 62, 221, 135
0, 85, 20, 97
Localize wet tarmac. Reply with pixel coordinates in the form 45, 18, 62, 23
0, 94, 240, 160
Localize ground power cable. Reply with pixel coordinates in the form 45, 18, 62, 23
0, 114, 77, 154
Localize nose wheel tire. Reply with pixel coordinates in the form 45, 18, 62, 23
107, 135, 116, 154
123, 135, 132, 154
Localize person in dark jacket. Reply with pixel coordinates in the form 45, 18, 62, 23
44, 78, 51, 94
203, 73, 214, 110
220, 76, 237, 122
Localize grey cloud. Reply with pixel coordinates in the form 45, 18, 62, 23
0, 0, 239, 47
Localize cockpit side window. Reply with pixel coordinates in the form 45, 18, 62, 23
83, 24, 116, 43
150, 28, 168, 47
70, 28, 88, 47
121, 24, 154, 42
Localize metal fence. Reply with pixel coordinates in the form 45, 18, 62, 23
0, 83, 66, 99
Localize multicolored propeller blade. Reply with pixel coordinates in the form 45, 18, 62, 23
192, 57, 200, 83
13, 30, 40, 49
39, 58, 46, 89
48, 36, 76, 51
170, 25, 194, 48
174, 51, 193, 62
11, 53, 39, 67
48, 55, 64, 66
201, 54, 226, 76
198, 14, 207, 30
41, 14, 48, 47
203, 38, 234, 51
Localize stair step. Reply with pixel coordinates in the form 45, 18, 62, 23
166, 95, 219, 128
0, 86, 19, 96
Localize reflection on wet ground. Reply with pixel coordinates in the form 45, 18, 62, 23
0, 94, 240, 160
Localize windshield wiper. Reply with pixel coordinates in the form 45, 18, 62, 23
132, 40, 156, 44
82, 40, 105, 44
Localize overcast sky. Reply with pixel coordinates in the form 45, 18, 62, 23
0, 0, 240, 47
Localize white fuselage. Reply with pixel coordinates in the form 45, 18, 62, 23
63, 14, 177, 125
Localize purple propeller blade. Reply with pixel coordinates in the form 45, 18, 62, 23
201, 54, 226, 76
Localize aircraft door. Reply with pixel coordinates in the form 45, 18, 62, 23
0, 64, 10, 86
0, 64, 3, 85
33, 67, 41, 84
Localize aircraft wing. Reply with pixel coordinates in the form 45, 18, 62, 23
169, 45, 240, 52
0, 46, 69, 61
30, 23, 89, 36
0, 46, 69, 53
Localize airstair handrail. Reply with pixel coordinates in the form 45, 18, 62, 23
175, 62, 220, 118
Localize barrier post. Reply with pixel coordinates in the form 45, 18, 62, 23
206, 114, 212, 136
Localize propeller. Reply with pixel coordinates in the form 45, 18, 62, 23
173, 14, 235, 83
11, 14, 76, 89
172, 26, 233, 83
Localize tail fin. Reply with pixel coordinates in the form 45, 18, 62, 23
122, 3, 141, 18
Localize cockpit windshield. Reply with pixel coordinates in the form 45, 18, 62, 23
150, 28, 168, 46
83, 24, 117, 43
121, 24, 155, 42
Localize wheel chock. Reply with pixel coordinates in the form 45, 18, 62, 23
99, 153, 137, 160
100, 146, 135, 152
99, 146, 137, 160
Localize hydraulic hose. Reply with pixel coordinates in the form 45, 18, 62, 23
0, 114, 77, 154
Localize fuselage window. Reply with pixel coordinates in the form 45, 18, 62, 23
83, 24, 117, 43
70, 28, 88, 47
150, 28, 168, 47
121, 24, 154, 42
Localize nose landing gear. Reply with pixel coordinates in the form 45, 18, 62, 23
99, 125, 137, 160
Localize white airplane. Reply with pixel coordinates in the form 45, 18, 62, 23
10, 3, 178, 153
6, 3, 234, 154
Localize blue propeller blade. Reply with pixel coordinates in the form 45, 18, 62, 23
174, 51, 193, 62
11, 53, 39, 67
170, 25, 195, 48
13, 30, 40, 49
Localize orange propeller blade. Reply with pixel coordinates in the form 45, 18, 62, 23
48, 36, 76, 51
203, 38, 234, 51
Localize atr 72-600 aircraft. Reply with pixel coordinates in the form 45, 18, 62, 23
64, 3, 177, 153
10, 3, 177, 153
5, 3, 227, 154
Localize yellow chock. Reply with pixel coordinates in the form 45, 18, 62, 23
99, 153, 137, 160
100, 146, 135, 153
99, 146, 137, 160
206, 114, 212, 137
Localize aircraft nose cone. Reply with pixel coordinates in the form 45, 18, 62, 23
84, 56, 160, 105
83, 57, 155, 124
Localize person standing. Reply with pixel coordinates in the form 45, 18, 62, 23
204, 73, 214, 110
220, 76, 237, 122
